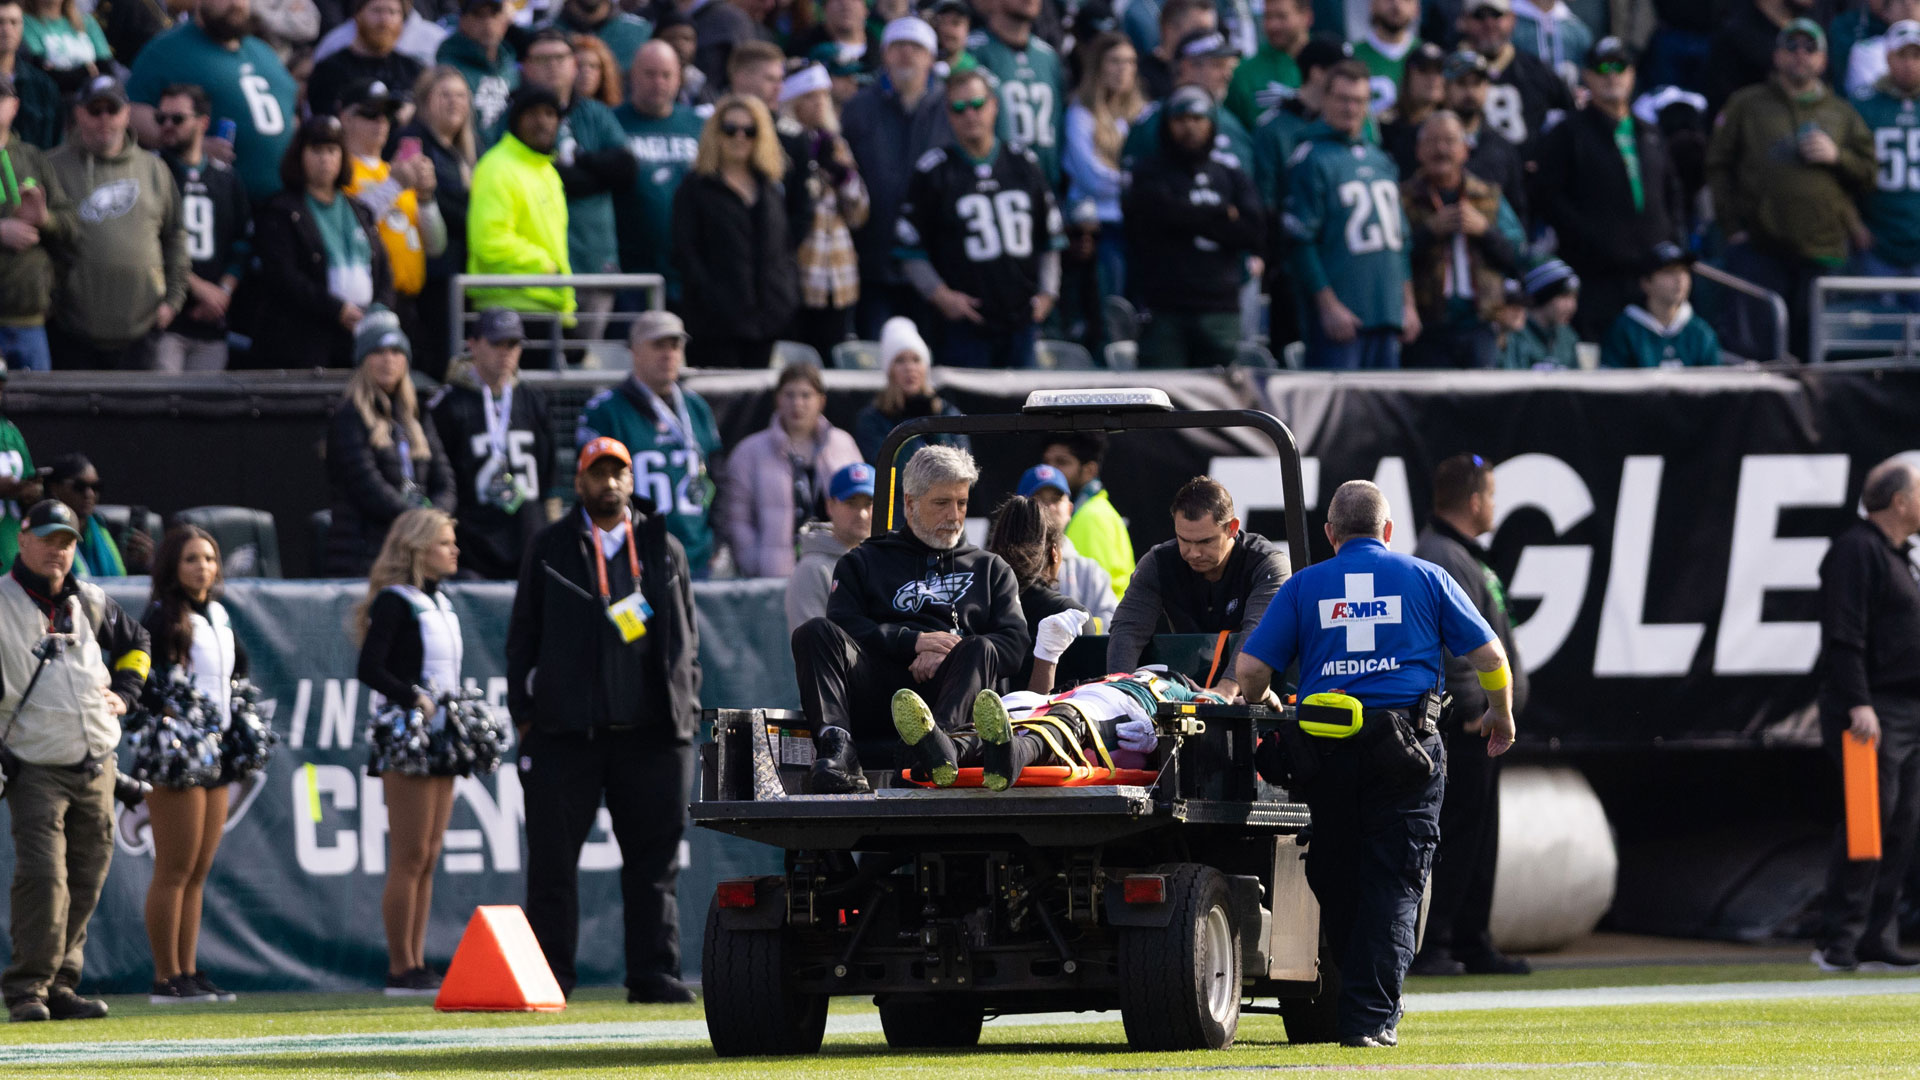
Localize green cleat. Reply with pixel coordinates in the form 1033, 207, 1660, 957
893, 688, 959, 786
971, 690, 1018, 791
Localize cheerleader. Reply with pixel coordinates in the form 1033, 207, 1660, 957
139, 526, 247, 1005
353, 508, 463, 996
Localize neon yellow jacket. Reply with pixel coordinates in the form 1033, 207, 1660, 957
466, 133, 575, 315
1065, 487, 1135, 599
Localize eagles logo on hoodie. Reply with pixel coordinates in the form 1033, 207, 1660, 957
893, 572, 975, 613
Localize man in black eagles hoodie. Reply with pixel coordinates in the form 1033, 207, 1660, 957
792, 444, 1029, 793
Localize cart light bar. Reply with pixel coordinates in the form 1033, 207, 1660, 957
1022, 388, 1174, 414
1122, 875, 1167, 905
716, 879, 758, 909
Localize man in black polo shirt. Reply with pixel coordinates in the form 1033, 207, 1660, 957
1814, 456, 1920, 973
1106, 476, 1291, 699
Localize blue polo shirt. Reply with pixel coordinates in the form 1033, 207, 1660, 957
1242, 537, 1495, 708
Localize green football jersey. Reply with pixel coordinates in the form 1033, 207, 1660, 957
1225, 44, 1301, 133
1352, 32, 1420, 115
1282, 122, 1410, 330
1601, 304, 1722, 368
0, 418, 28, 571
969, 28, 1065, 186
1855, 85, 1920, 266
614, 103, 704, 298
577, 378, 723, 573
126, 23, 298, 201
1251, 105, 1310, 207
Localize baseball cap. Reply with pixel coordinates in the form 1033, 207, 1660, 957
630, 309, 689, 344
1407, 41, 1447, 70
884, 15, 939, 52
1443, 48, 1490, 81
1166, 84, 1216, 118
1017, 464, 1071, 498
471, 308, 525, 343
1585, 36, 1634, 71
25, 500, 80, 540
925, 0, 968, 17
576, 436, 633, 476
830, 463, 877, 501
1645, 240, 1696, 273
461, 0, 504, 11
1175, 28, 1236, 61
1295, 38, 1353, 78
1778, 17, 1825, 50
339, 78, 403, 116
1522, 259, 1580, 305
80, 73, 127, 107
1889, 19, 1920, 54
1465, 0, 1510, 14
810, 41, 868, 76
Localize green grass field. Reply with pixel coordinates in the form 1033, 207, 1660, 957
5, 964, 1920, 1079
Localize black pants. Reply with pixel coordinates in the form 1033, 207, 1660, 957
1819, 696, 1920, 957
1419, 719, 1500, 962
48, 323, 158, 370
519, 728, 693, 995
687, 334, 776, 369
791, 617, 1008, 743
1571, 270, 1639, 344
788, 305, 854, 361
1302, 729, 1445, 1039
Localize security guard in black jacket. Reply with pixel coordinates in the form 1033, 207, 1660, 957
505, 436, 701, 1004
792, 444, 1029, 792
1107, 477, 1290, 699
1814, 457, 1920, 972
1410, 454, 1531, 977
1123, 85, 1264, 369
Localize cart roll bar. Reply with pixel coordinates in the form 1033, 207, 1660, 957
875, 393, 1314, 573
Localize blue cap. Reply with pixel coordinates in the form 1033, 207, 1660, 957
830, 463, 876, 501
1017, 464, 1071, 498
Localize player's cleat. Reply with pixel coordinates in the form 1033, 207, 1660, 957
150, 974, 217, 1004
45, 987, 107, 1020
190, 972, 238, 1002
806, 726, 870, 794
894, 689, 958, 786
971, 690, 1018, 791
1340, 1026, 1397, 1048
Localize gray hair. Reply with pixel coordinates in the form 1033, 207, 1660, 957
1327, 480, 1390, 542
902, 444, 979, 497
1863, 457, 1918, 513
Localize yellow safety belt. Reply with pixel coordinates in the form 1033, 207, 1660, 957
1297, 692, 1366, 739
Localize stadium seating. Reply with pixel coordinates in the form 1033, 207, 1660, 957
830, 340, 882, 369
1034, 339, 1097, 370
771, 341, 824, 369
95, 504, 163, 557
172, 506, 283, 579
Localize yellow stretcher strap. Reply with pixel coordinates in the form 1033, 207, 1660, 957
1478, 663, 1511, 691
1297, 692, 1366, 739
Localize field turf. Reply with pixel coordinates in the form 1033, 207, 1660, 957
3, 963, 1918, 1079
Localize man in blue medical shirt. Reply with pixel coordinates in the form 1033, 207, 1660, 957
1236, 479, 1516, 1049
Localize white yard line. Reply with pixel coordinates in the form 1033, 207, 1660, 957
1, 977, 1915, 1065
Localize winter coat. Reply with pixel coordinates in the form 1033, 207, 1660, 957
1706, 76, 1875, 263
46, 136, 187, 344
1535, 104, 1686, 281
670, 171, 800, 343
852, 396, 970, 468
0, 139, 76, 323
1122, 126, 1264, 315
246, 189, 395, 369
719, 415, 863, 578
841, 74, 951, 287
324, 393, 458, 576
1403, 170, 1525, 326
467, 132, 573, 313
505, 497, 701, 741
786, 521, 851, 633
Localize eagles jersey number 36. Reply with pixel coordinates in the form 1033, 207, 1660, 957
896, 143, 1064, 333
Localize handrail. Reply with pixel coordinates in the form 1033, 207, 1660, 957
1692, 263, 1788, 363
447, 273, 666, 369
1809, 275, 1920, 365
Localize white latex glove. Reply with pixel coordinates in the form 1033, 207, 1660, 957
1116, 718, 1158, 753
1033, 609, 1091, 664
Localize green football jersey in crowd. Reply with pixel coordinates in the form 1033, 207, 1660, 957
1283, 121, 1411, 330
576, 379, 723, 573
126, 22, 297, 201
1601, 304, 1721, 368
0, 418, 29, 571
1855, 83, 1920, 266
969, 27, 1065, 185
613, 103, 704, 299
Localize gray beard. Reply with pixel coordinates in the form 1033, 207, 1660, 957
911, 522, 962, 550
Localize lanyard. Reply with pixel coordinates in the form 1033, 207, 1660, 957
586, 510, 641, 602
639, 381, 700, 463
395, 426, 416, 484
479, 382, 514, 461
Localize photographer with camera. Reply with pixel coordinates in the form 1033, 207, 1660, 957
0, 501, 152, 1023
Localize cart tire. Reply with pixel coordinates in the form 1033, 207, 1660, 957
1279, 953, 1341, 1044
877, 994, 985, 1048
702, 904, 828, 1057
1116, 864, 1241, 1051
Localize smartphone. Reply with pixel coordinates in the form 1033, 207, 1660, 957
395, 136, 423, 165
130, 505, 149, 536
215, 118, 237, 143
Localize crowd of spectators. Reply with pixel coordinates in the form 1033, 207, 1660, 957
0, 0, 1914, 376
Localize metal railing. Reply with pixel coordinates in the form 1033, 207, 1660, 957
1809, 275, 1920, 365
449, 273, 666, 369
1692, 263, 1789, 364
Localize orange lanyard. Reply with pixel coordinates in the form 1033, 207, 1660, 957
589, 515, 641, 602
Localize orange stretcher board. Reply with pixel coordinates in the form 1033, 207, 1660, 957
899, 766, 1161, 788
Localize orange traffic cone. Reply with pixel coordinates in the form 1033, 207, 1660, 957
434, 905, 567, 1012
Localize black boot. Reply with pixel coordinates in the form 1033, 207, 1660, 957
806, 726, 870, 794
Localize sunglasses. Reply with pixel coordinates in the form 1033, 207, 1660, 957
1467, 7, 1505, 19
352, 105, 391, 119
84, 101, 124, 117
154, 112, 197, 126
65, 480, 101, 493
1591, 60, 1629, 75
719, 121, 757, 138
949, 95, 990, 114
1780, 38, 1819, 53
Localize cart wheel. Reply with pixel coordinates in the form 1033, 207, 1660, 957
702, 903, 828, 1057
1279, 951, 1341, 1044
1116, 864, 1241, 1051
877, 994, 985, 1048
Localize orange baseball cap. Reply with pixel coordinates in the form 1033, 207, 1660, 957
576, 436, 633, 476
